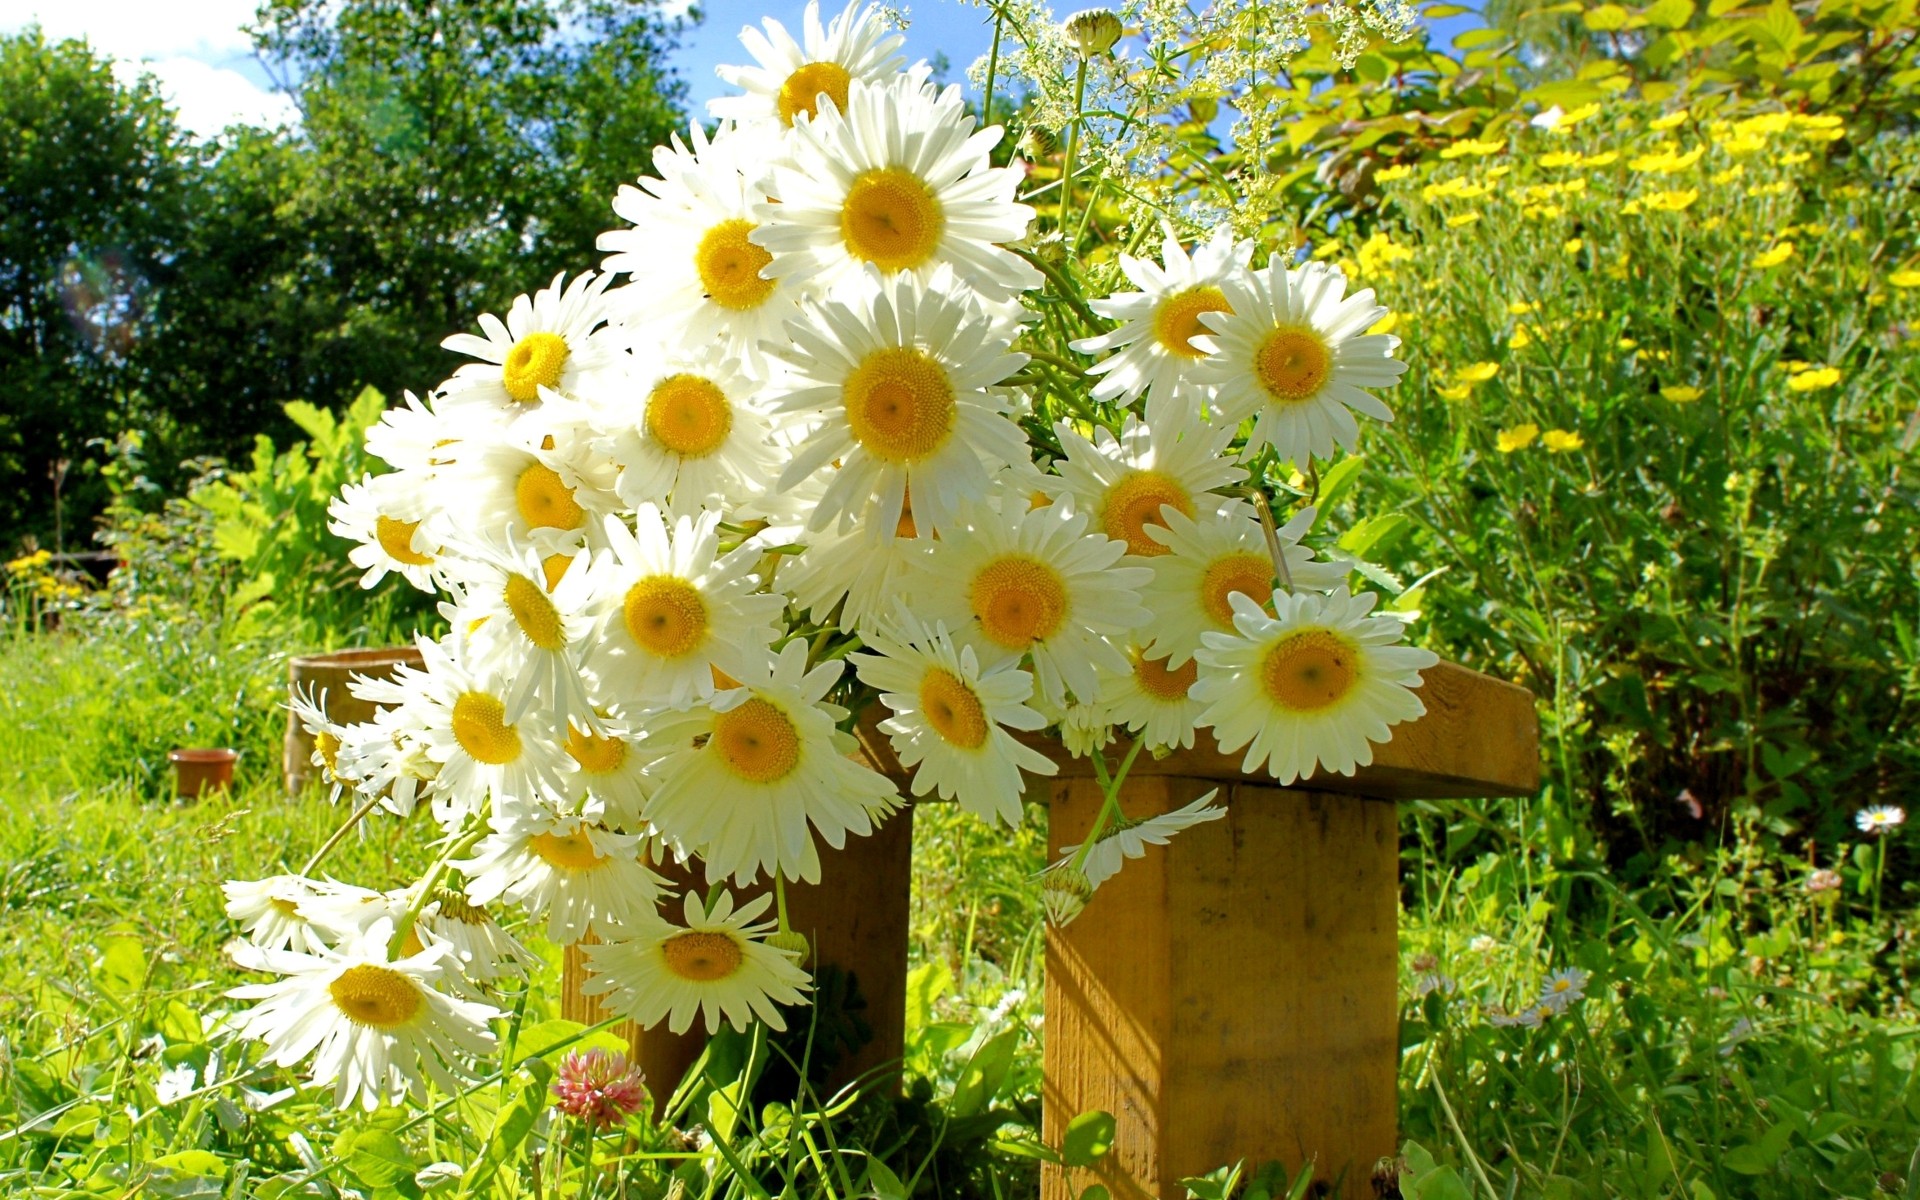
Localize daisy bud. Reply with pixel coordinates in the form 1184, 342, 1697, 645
552, 1048, 647, 1129
765, 930, 812, 966
1065, 9, 1123, 57
1041, 866, 1094, 927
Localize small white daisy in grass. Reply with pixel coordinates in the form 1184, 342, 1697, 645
752, 72, 1041, 300
1051, 789, 1226, 888
329, 471, 444, 593
1050, 410, 1242, 558
600, 120, 804, 376
226, 920, 499, 1113
438, 271, 625, 413
641, 640, 902, 886
597, 346, 786, 519
583, 506, 785, 710
583, 889, 811, 1035
1538, 967, 1590, 1012
449, 435, 623, 552
708, 0, 908, 129
1139, 504, 1345, 669
1100, 645, 1209, 752
1069, 224, 1254, 416
436, 534, 600, 730
769, 266, 1030, 540
777, 495, 934, 633
1192, 587, 1438, 785
400, 633, 576, 818
1195, 260, 1407, 463
456, 812, 663, 944
851, 611, 1057, 826
223, 875, 373, 955
557, 712, 654, 831
1857, 805, 1906, 835
912, 498, 1150, 708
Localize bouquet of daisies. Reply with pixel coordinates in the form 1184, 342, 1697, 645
225, 0, 1432, 1112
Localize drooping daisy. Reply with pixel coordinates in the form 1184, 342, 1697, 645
437, 535, 599, 729
456, 812, 662, 944
1857, 805, 1907, 835
1099, 645, 1209, 752
332, 702, 439, 819
398, 633, 576, 816
1069, 225, 1254, 415
584, 507, 786, 710
224, 875, 372, 955
1139, 505, 1344, 668
1050, 411, 1242, 558
600, 120, 804, 374
438, 272, 625, 413
596, 345, 785, 518
752, 72, 1042, 300
1192, 587, 1438, 785
363, 390, 461, 477
912, 498, 1151, 708
287, 683, 360, 804
851, 612, 1057, 826
1051, 789, 1226, 887
558, 712, 654, 830
226, 921, 499, 1112
1195, 260, 1407, 463
328, 472, 443, 593
582, 890, 811, 1035
642, 640, 902, 885
777, 495, 933, 632
709, 1, 908, 128
769, 266, 1030, 538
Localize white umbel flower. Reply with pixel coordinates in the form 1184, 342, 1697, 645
1051, 789, 1226, 887
1050, 411, 1242, 558
770, 266, 1030, 538
1139, 504, 1344, 668
753, 72, 1041, 300
226, 921, 499, 1112
438, 272, 625, 413
1194, 260, 1406, 463
1070, 225, 1253, 415
456, 812, 663, 944
851, 613, 1056, 826
1192, 587, 1438, 785
582, 890, 811, 1035
709, 1, 908, 128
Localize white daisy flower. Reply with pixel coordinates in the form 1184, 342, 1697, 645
582, 890, 811, 1035
558, 713, 654, 830
223, 875, 371, 955
777, 499, 932, 633
456, 812, 662, 944
415, 892, 537, 985
1069, 224, 1253, 415
596, 345, 786, 519
583, 507, 786, 710
1857, 805, 1906, 834
1050, 410, 1243, 558
851, 612, 1057, 826
438, 271, 625, 413
447, 434, 623, 552
226, 920, 499, 1112
286, 683, 360, 804
363, 390, 461, 476
1100, 645, 1208, 752
709, 1, 908, 128
912, 498, 1151, 708
1139, 504, 1345, 668
398, 633, 576, 817
642, 640, 902, 886
1192, 587, 1439, 785
328, 472, 443, 593
1194, 260, 1407, 463
752, 72, 1041, 300
332, 702, 438, 819
1051, 789, 1226, 888
436, 535, 599, 729
1538, 967, 1590, 1012
769, 266, 1030, 538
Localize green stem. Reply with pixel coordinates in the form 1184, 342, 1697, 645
1069, 735, 1145, 877
1057, 57, 1089, 237
775, 874, 790, 933
982, 6, 1003, 128
386, 816, 490, 960
1875, 836, 1888, 925
299, 790, 388, 878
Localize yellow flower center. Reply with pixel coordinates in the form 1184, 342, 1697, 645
646, 374, 734, 458
695, 218, 778, 310
969, 555, 1069, 651
711, 697, 803, 784
1199, 552, 1276, 627
1259, 629, 1359, 713
504, 572, 567, 651
661, 930, 745, 981
541, 552, 574, 591
776, 60, 852, 125
327, 964, 422, 1030
622, 576, 709, 659
1133, 652, 1199, 701
920, 668, 989, 749
844, 348, 956, 463
375, 515, 433, 566
451, 691, 522, 764
515, 463, 585, 531
1153, 287, 1234, 358
270, 896, 302, 917
1101, 471, 1195, 556
503, 331, 570, 403
530, 829, 607, 870
840, 167, 944, 272
1254, 326, 1333, 404
566, 723, 629, 775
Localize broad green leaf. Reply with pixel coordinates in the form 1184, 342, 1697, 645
1583, 3, 1633, 29
1061, 1109, 1117, 1167
151, 1150, 227, 1176
951, 1028, 1020, 1117
93, 932, 146, 1000
1643, 0, 1695, 27
865, 1158, 908, 1200
513, 1018, 627, 1063
345, 1128, 415, 1189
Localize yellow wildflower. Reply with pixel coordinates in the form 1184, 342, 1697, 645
1539, 150, 1582, 169
1617, 337, 1639, 350
1524, 204, 1564, 220
1367, 312, 1400, 336
1511, 325, 1534, 350
1376, 163, 1415, 182
1508, 301, 1537, 315
1457, 362, 1501, 385
1787, 366, 1841, 392
1710, 165, 1745, 185
1640, 189, 1700, 213
1447, 212, 1483, 228
1888, 269, 1920, 288
1661, 385, 1703, 403
1542, 429, 1585, 453
1629, 145, 1705, 174
1563, 237, 1584, 255
1437, 383, 1475, 402
1649, 109, 1690, 131
1557, 102, 1601, 128
1747, 181, 1793, 197
1497, 424, 1539, 453
1778, 150, 1811, 166
1582, 151, 1620, 168
1441, 138, 1507, 159
1752, 242, 1795, 269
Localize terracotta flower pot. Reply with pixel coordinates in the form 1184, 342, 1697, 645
169, 748, 240, 799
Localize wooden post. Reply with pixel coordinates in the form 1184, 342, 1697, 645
284, 647, 423, 794
1037, 662, 1539, 1200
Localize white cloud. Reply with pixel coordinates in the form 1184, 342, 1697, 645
0, 0, 259, 60
114, 56, 298, 138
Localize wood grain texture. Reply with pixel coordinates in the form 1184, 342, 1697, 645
1042, 777, 1401, 1200
283, 647, 423, 795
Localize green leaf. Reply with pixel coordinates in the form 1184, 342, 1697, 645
151, 1150, 227, 1177
1080, 1188, 1112, 1200
865, 1158, 908, 1200
345, 1128, 415, 1189
1424, 3, 1472, 13
1313, 454, 1367, 516
1583, 3, 1633, 29
1643, 0, 1695, 26
951, 1028, 1020, 1117
513, 1018, 628, 1064
1062, 1109, 1117, 1167
1721, 1142, 1776, 1174
1749, 0, 1804, 51
1338, 512, 1412, 560
905, 959, 952, 1031
93, 932, 146, 1000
